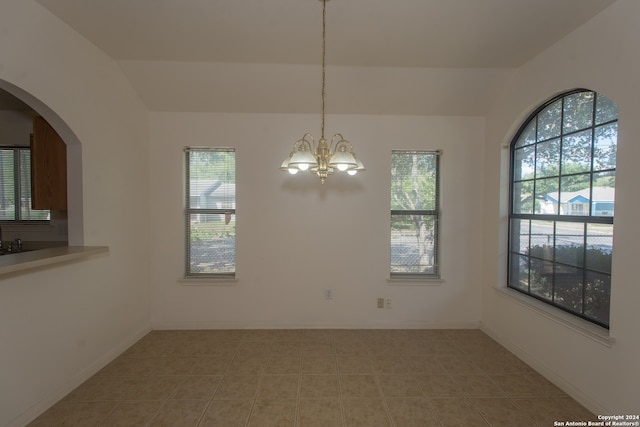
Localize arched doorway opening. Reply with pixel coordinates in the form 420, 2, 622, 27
0, 80, 83, 248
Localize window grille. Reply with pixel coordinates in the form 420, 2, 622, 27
508, 89, 617, 328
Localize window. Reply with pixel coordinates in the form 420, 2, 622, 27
391, 150, 440, 278
508, 89, 617, 328
184, 147, 236, 278
0, 147, 49, 221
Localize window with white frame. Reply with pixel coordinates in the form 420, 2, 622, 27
0, 147, 49, 221
390, 150, 440, 278
508, 89, 617, 329
184, 147, 236, 278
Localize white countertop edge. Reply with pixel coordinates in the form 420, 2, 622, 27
0, 246, 109, 276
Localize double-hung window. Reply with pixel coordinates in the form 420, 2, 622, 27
0, 147, 49, 221
390, 150, 441, 278
184, 147, 236, 278
508, 89, 617, 328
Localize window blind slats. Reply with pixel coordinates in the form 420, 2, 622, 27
0, 148, 49, 221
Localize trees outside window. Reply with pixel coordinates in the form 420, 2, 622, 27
508, 89, 617, 328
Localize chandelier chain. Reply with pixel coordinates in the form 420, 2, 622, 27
321, 0, 326, 139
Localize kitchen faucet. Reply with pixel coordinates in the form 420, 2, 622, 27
0, 227, 24, 253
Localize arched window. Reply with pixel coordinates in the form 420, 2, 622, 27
508, 89, 617, 329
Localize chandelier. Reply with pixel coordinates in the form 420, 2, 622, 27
280, 0, 365, 184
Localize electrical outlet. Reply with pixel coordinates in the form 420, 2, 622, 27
324, 288, 334, 300
377, 298, 384, 308
385, 298, 392, 309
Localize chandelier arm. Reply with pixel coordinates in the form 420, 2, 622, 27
329, 134, 354, 152
301, 133, 317, 152
291, 135, 312, 152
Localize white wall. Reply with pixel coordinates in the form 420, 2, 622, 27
481, 0, 640, 415
149, 113, 485, 330
0, 1, 151, 426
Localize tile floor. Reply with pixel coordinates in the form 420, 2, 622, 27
28, 329, 597, 426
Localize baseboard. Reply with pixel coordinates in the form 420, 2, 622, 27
479, 322, 610, 416
150, 320, 483, 330
10, 324, 151, 427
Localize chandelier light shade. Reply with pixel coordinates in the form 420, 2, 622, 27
280, 0, 365, 184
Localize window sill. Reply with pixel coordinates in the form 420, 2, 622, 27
493, 285, 614, 347
387, 277, 444, 286
179, 277, 238, 286
0, 246, 109, 277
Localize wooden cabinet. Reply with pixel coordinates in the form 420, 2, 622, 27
31, 116, 67, 211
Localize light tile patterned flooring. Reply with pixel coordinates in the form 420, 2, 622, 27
28, 329, 597, 426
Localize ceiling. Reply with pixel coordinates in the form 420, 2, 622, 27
8, 0, 617, 114
34, 0, 614, 68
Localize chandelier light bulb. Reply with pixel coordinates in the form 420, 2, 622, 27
298, 163, 310, 171
336, 163, 349, 171
288, 167, 299, 174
